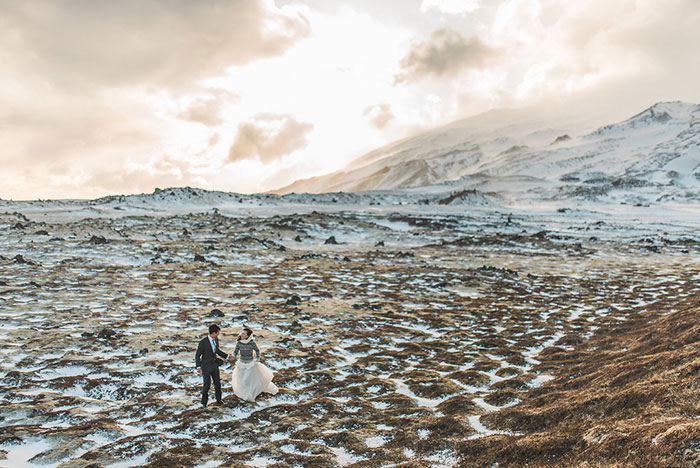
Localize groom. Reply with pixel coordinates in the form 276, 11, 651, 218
195, 324, 233, 407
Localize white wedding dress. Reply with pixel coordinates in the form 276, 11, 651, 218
231, 359, 279, 402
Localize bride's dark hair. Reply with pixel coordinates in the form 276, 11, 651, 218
238, 327, 253, 340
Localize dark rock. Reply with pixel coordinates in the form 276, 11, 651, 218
89, 235, 108, 245
210, 308, 225, 318
560, 175, 580, 182
294, 235, 302, 242
81, 332, 94, 338
12, 222, 24, 230
286, 295, 302, 306
324, 236, 338, 245
572, 184, 611, 198
298, 253, 326, 260
290, 320, 301, 329
276, 337, 300, 347
34, 230, 50, 236
552, 134, 571, 144
2, 370, 24, 385
194, 254, 207, 262
352, 302, 383, 311
375, 240, 385, 247
278, 245, 287, 252
343, 256, 350, 262
97, 328, 118, 340
500, 145, 528, 155
13, 254, 27, 264
477, 265, 518, 277
140, 348, 149, 355
438, 189, 479, 205
182, 228, 190, 236
0, 280, 6, 286
612, 177, 650, 188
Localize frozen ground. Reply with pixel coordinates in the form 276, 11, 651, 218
1, 193, 700, 467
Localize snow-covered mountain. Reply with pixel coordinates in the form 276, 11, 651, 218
3, 102, 697, 217
276, 102, 700, 205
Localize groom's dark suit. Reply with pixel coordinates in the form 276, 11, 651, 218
195, 335, 229, 406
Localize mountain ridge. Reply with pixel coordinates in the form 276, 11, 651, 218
274, 101, 700, 205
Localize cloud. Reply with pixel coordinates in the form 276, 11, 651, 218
363, 103, 395, 129
177, 91, 238, 126
487, 0, 700, 108
178, 99, 224, 126
395, 28, 497, 84
0, 0, 311, 198
84, 157, 194, 196
1, 0, 311, 90
228, 114, 314, 163
420, 0, 481, 15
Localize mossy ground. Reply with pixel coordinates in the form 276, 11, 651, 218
1, 208, 699, 467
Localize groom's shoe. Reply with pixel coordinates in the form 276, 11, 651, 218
212, 400, 223, 406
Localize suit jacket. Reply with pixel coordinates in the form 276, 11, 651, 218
195, 336, 229, 371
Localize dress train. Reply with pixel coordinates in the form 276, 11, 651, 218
231, 360, 278, 402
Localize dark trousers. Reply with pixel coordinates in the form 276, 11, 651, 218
201, 366, 222, 406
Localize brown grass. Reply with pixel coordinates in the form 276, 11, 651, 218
456, 298, 700, 467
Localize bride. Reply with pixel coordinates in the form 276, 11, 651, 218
231, 327, 278, 402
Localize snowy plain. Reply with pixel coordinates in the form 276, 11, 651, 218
2, 185, 700, 467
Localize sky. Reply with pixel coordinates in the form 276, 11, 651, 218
1, 0, 699, 200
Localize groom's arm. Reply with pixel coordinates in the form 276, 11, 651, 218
195, 340, 204, 368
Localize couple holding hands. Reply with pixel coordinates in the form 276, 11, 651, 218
195, 324, 278, 406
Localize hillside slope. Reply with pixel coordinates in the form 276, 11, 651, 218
276, 102, 700, 206
456, 293, 700, 467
